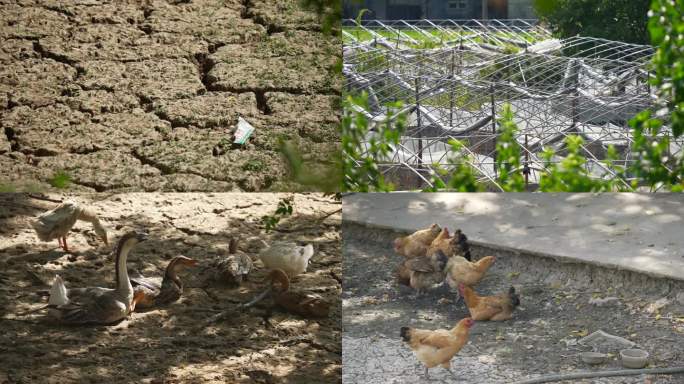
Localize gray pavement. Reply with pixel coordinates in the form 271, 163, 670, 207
342, 193, 684, 281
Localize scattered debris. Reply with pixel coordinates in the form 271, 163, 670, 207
646, 298, 671, 314
589, 297, 620, 307
233, 117, 255, 145
579, 330, 636, 351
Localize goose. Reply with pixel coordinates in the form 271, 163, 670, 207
32, 201, 108, 252
47, 231, 147, 324
258, 241, 314, 277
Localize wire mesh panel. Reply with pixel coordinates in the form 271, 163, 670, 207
344, 19, 678, 190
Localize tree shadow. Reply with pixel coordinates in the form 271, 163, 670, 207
342, 193, 684, 281
0, 193, 341, 383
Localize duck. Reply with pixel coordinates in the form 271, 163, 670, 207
130, 255, 198, 310
258, 241, 314, 277
31, 201, 108, 252
212, 238, 253, 285
46, 231, 147, 324
268, 268, 330, 318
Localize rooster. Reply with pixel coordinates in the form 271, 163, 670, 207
459, 283, 520, 321
400, 317, 475, 378
427, 228, 472, 261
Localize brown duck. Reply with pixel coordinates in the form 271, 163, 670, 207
130, 256, 197, 310
268, 268, 330, 318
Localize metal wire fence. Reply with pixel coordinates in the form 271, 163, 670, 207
343, 19, 678, 190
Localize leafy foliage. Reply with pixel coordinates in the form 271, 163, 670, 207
342, 93, 406, 192
278, 139, 342, 193
262, 197, 294, 232
538, 136, 624, 191
533, 0, 651, 45
49, 171, 71, 189
300, 0, 341, 34
495, 104, 526, 192
628, 0, 684, 191
422, 140, 484, 192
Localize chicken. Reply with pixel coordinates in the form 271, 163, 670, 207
259, 241, 314, 277
459, 283, 520, 321
393, 224, 441, 258
400, 317, 475, 378
396, 250, 449, 293
445, 255, 495, 288
427, 228, 472, 260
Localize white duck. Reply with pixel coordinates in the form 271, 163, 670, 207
47, 231, 147, 324
31, 201, 108, 252
258, 241, 314, 277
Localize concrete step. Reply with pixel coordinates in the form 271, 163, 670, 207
342, 193, 684, 283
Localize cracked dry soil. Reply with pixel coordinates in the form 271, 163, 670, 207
0, 193, 341, 383
342, 224, 684, 384
0, 0, 341, 192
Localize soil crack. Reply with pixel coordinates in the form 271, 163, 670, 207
130, 148, 173, 175
4, 127, 19, 152
240, 0, 285, 35
254, 91, 271, 115
194, 52, 215, 93
33, 41, 78, 67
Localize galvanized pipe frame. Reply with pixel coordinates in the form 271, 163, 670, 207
344, 20, 678, 190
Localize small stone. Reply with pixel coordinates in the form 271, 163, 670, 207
588, 297, 620, 307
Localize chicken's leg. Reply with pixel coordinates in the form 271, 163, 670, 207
424, 366, 429, 378
57, 237, 63, 249
62, 236, 69, 252
442, 363, 458, 379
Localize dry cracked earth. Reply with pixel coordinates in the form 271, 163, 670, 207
0, 193, 341, 383
342, 224, 684, 384
0, 0, 341, 193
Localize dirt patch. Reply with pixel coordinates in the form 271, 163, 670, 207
342, 223, 684, 384
0, 193, 341, 383
0, 0, 340, 192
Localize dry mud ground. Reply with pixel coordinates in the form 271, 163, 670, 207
0, 193, 341, 383
0, 0, 340, 192
342, 224, 684, 384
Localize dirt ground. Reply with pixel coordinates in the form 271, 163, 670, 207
0, 193, 341, 383
0, 0, 341, 192
342, 223, 684, 384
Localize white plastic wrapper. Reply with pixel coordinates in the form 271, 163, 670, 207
234, 116, 255, 145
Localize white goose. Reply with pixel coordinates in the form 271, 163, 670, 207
32, 201, 108, 252
258, 241, 314, 277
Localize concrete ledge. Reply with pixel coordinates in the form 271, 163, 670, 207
343, 193, 684, 282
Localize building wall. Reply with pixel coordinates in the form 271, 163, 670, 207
343, 0, 535, 20
432, 0, 479, 19
507, 0, 536, 19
